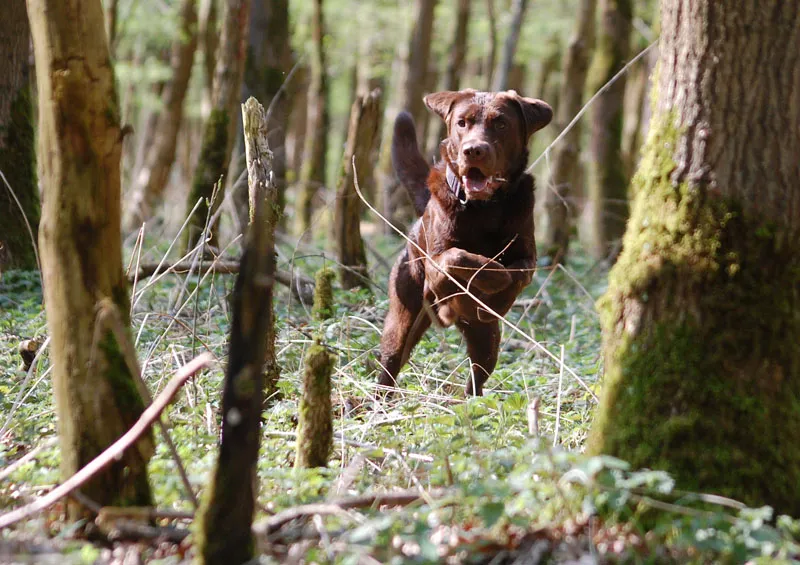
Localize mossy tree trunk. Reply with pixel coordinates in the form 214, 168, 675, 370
493, 0, 528, 91
295, 343, 334, 468
0, 0, 39, 275
376, 0, 437, 232
432, 0, 470, 153
589, 0, 800, 514
184, 0, 250, 253
294, 0, 328, 237
235, 0, 293, 232
335, 89, 382, 290
540, 0, 597, 261
196, 98, 278, 565
27, 0, 154, 519
584, 0, 632, 260
125, 0, 198, 231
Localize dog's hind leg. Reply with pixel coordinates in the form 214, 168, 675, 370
457, 320, 501, 396
377, 250, 431, 390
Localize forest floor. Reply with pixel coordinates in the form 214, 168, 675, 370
1, 225, 799, 564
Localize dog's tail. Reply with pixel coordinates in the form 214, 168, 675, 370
391, 111, 430, 216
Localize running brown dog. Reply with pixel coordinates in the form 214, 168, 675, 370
378, 89, 552, 396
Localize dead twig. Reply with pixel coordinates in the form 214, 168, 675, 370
0, 353, 213, 530
253, 488, 450, 537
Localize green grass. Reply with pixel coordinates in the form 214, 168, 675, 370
1, 232, 799, 563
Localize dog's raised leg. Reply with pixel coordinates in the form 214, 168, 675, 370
457, 320, 501, 396
378, 251, 431, 391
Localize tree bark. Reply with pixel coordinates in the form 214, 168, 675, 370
124, 0, 198, 231
0, 0, 39, 274
589, 0, 800, 514
196, 98, 277, 564
184, 0, 250, 253
376, 0, 437, 232
199, 0, 218, 118
584, 0, 632, 260
335, 89, 382, 290
294, 0, 328, 237
484, 0, 497, 91
494, 0, 528, 91
540, 0, 597, 261
433, 0, 470, 153
237, 0, 293, 232
27, 0, 154, 519
295, 343, 334, 468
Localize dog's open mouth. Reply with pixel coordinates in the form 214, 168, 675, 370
463, 167, 493, 195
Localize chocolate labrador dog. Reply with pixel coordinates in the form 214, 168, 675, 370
378, 89, 552, 396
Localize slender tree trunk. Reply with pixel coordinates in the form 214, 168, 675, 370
294, 0, 328, 237
355, 36, 385, 203
0, 0, 39, 274
540, 0, 597, 261
621, 55, 648, 180
286, 65, 308, 183
236, 0, 293, 233
584, 0, 632, 260
433, 0, 470, 153
335, 89, 381, 290
589, 0, 800, 514
535, 35, 561, 102
124, 0, 198, 231
184, 0, 251, 253
494, 0, 528, 91
377, 0, 438, 231
199, 0, 218, 118
196, 98, 278, 565
485, 0, 497, 91
105, 0, 119, 55
27, 0, 154, 519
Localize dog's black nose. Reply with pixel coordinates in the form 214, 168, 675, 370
462, 142, 489, 160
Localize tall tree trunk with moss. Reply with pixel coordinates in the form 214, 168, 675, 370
376, 0, 437, 231
493, 0, 528, 91
183, 0, 250, 252
433, 0, 470, 153
335, 89, 382, 290
583, 0, 632, 260
27, 0, 154, 519
0, 0, 39, 275
589, 0, 800, 514
196, 98, 277, 564
125, 0, 198, 231
540, 0, 597, 261
294, 0, 328, 237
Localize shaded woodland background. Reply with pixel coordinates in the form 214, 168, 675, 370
2, 0, 800, 563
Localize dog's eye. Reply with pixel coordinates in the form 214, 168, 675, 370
457, 118, 467, 128
495, 120, 507, 130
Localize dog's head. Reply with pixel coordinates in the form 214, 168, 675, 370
425, 89, 552, 201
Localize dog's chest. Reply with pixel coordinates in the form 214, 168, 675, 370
448, 204, 521, 258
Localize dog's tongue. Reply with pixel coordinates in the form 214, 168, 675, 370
464, 168, 489, 192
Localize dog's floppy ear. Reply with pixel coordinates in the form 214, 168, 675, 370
505, 90, 553, 139
424, 90, 473, 121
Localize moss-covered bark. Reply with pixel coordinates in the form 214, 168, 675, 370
295, 343, 334, 468
184, 108, 229, 252
591, 0, 800, 514
28, 0, 154, 519
583, 0, 632, 260
589, 115, 800, 513
312, 267, 335, 320
0, 0, 38, 274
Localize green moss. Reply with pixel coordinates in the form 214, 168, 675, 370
295, 343, 334, 468
0, 83, 39, 272
312, 267, 336, 320
589, 114, 800, 515
184, 108, 229, 253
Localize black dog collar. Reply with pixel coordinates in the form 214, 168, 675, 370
445, 165, 467, 205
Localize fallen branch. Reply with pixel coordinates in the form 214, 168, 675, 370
97, 519, 191, 544
128, 261, 315, 305
0, 353, 213, 530
253, 488, 450, 537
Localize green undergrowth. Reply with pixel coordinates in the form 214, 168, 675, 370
2, 234, 800, 562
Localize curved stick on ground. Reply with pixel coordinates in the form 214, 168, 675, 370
0, 353, 213, 531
